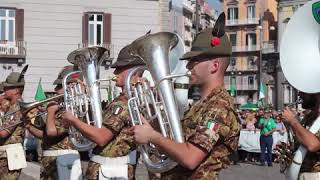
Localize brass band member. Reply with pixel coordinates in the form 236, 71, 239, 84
0, 71, 27, 179
0, 82, 10, 125
62, 44, 145, 180
27, 65, 83, 180
132, 13, 240, 180
281, 92, 320, 179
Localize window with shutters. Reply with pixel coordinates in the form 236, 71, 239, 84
246, 33, 257, 51
227, 7, 238, 20
88, 13, 103, 46
0, 7, 25, 59
82, 12, 112, 48
247, 5, 255, 19
229, 33, 237, 47
0, 8, 15, 42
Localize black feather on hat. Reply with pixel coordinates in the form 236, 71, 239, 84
18, 64, 29, 83
212, 13, 225, 38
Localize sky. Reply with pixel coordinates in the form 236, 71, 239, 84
207, 0, 223, 12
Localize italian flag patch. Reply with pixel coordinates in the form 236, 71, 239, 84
207, 120, 219, 132
112, 105, 123, 115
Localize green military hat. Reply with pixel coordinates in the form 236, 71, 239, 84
3, 65, 28, 88
53, 65, 82, 85
111, 44, 145, 68
181, 13, 232, 60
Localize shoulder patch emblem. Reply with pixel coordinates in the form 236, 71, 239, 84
207, 119, 219, 132
112, 105, 123, 115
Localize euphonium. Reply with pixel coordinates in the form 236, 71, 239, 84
279, 1, 320, 179
126, 32, 189, 173
65, 46, 112, 151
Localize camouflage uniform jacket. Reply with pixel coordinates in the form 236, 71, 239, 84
0, 102, 24, 147
162, 86, 240, 180
86, 94, 136, 180
300, 111, 320, 173
41, 108, 73, 150
0, 102, 24, 179
39, 107, 74, 180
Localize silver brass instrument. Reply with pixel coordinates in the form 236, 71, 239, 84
277, 100, 302, 174
279, 1, 320, 179
66, 46, 111, 151
127, 32, 189, 173
0, 95, 63, 131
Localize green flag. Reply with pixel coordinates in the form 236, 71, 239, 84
35, 78, 46, 101
230, 77, 236, 97
259, 82, 265, 100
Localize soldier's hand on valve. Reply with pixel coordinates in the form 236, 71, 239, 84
47, 101, 60, 113
61, 111, 77, 127
131, 115, 161, 145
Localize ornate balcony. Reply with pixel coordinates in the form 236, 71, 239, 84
0, 40, 26, 60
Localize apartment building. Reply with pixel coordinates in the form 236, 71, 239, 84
179, 0, 216, 51
223, 0, 278, 107
183, 0, 194, 50
0, 0, 167, 101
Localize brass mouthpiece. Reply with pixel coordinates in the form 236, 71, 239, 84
111, 77, 117, 81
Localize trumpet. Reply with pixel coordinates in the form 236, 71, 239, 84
0, 95, 64, 131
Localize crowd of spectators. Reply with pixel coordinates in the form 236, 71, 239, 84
237, 109, 290, 133
235, 108, 305, 165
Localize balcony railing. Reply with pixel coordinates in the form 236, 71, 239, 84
226, 18, 259, 26
225, 84, 258, 91
232, 45, 259, 52
78, 43, 114, 59
226, 19, 239, 26
244, 18, 259, 25
262, 40, 278, 53
0, 40, 26, 59
227, 66, 258, 72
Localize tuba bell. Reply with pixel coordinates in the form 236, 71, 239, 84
126, 32, 189, 173
279, 1, 320, 179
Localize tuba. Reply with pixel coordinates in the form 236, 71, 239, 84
279, 0, 320, 179
65, 46, 112, 151
126, 32, 189, 173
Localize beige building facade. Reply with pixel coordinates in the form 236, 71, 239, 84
223, 0, 278, 107
0, 0, 168, 101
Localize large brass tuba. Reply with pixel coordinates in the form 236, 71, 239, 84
126, 32, 188, 173
279, 1, 320, 179
65, 46, 112, 151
